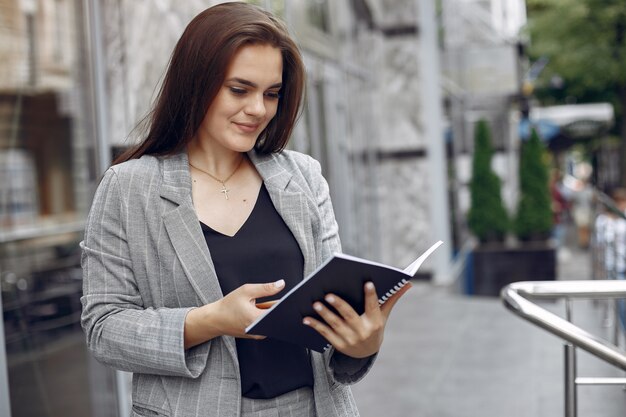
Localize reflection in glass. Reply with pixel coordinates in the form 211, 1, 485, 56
1, 0, 104, 415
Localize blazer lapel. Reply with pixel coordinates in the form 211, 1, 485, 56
249, 152, 317, 277
160, 152, 223, 304
159, 153, 238, 359
162, 206, 223, 305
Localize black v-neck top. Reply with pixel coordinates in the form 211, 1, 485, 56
200, 184, 314, 399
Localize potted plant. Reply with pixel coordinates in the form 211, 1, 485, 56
468, 124, 556, 296
510, 126, 556, 282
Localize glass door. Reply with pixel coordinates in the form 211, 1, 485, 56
0, 1, 117, 415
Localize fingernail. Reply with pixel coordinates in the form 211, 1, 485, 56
274, 279, 285, 288
313, 303, 323, 312
325, 295, 336, 304
303, 318, 311, 325
365, 282, 375, 290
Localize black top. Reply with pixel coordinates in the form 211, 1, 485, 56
200, 184, 314, 399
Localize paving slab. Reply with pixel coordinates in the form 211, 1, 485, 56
352, 244, 626, 417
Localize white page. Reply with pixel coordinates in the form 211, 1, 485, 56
403, 240, 443, 277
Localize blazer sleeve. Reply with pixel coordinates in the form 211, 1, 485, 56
80, 169, 208, 378
305, 157, 377, 384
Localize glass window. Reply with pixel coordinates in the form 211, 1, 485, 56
1, 1, 103, 415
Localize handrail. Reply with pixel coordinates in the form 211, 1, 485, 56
595, 190, 626, 221
501, 280, 626, 371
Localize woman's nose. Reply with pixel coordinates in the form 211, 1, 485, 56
244, 93, 267, 118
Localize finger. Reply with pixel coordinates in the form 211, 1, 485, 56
363, 282, 381, 314
242, 280, 285, 299
323, 294, 360, 323
322, 296, 382, 345
312, 302, 360, 344
302, 316, 347, 348
380, 282, 412, 318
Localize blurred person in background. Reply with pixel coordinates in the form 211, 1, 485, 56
594, 188, 626, 327
550, 169, 571, 257
570, 175, 594, 249
79, 3, 409, 417
594, 188, 626, 279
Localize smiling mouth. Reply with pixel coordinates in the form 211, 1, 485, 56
234, 122, 261, 133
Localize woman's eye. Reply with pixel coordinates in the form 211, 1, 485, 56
265, 91, 281, 99
229, 87, 246, 95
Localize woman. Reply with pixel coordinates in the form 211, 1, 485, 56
81, 3, 410, 416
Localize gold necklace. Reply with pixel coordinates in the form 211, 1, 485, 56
189, 156, 244, 200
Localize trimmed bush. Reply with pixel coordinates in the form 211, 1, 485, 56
515, 127, 553, 240
467, 120, 509, 242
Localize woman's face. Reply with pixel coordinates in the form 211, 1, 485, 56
196, 43, 283, 154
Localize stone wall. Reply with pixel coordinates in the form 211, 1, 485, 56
101, 0, 216, 146
377, 156, 432, 269
368, 0, 435, 269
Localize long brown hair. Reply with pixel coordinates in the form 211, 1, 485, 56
114, 2, 305, 164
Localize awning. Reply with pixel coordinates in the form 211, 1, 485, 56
519, 118, 560, 141
519, 103, 614, 142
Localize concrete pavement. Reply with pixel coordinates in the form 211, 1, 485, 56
351, 243, 626, 417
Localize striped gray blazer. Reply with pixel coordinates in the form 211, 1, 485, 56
80, 150, 374, 417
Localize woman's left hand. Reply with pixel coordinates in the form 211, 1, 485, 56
302, 281, 412, 358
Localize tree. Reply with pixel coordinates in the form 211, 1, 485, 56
515, 128, 553, 240
467, 120, 509, 242
526, 0, 626, 184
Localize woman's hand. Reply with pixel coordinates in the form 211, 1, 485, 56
302, 281, 412, 358
184, 279, 285, 349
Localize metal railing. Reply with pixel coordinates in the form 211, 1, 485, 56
590, 190, 626, 342
502, 280, 626, 417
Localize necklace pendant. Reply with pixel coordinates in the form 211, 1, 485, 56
189, 156, 244, 201
220, 183, 230, 200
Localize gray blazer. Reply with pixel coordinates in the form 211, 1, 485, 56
80, 150, 374, 417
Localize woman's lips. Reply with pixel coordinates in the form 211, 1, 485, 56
233, 122, 260, 133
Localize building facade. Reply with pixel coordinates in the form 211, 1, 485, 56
441, 0, 528, 248
0, 0, 456, 415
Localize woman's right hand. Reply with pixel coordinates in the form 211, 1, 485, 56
184, 279, 285, 349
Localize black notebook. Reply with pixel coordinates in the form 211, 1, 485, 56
245, 241, 443, 352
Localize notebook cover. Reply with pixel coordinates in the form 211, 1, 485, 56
245, 254, 413, 352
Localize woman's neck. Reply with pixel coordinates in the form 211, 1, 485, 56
186, 140, 244, 178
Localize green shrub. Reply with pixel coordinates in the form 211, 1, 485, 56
467, 120, 509, 242
514, 128, 553, 240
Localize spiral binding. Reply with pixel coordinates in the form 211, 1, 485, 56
378, 278, 409, 305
